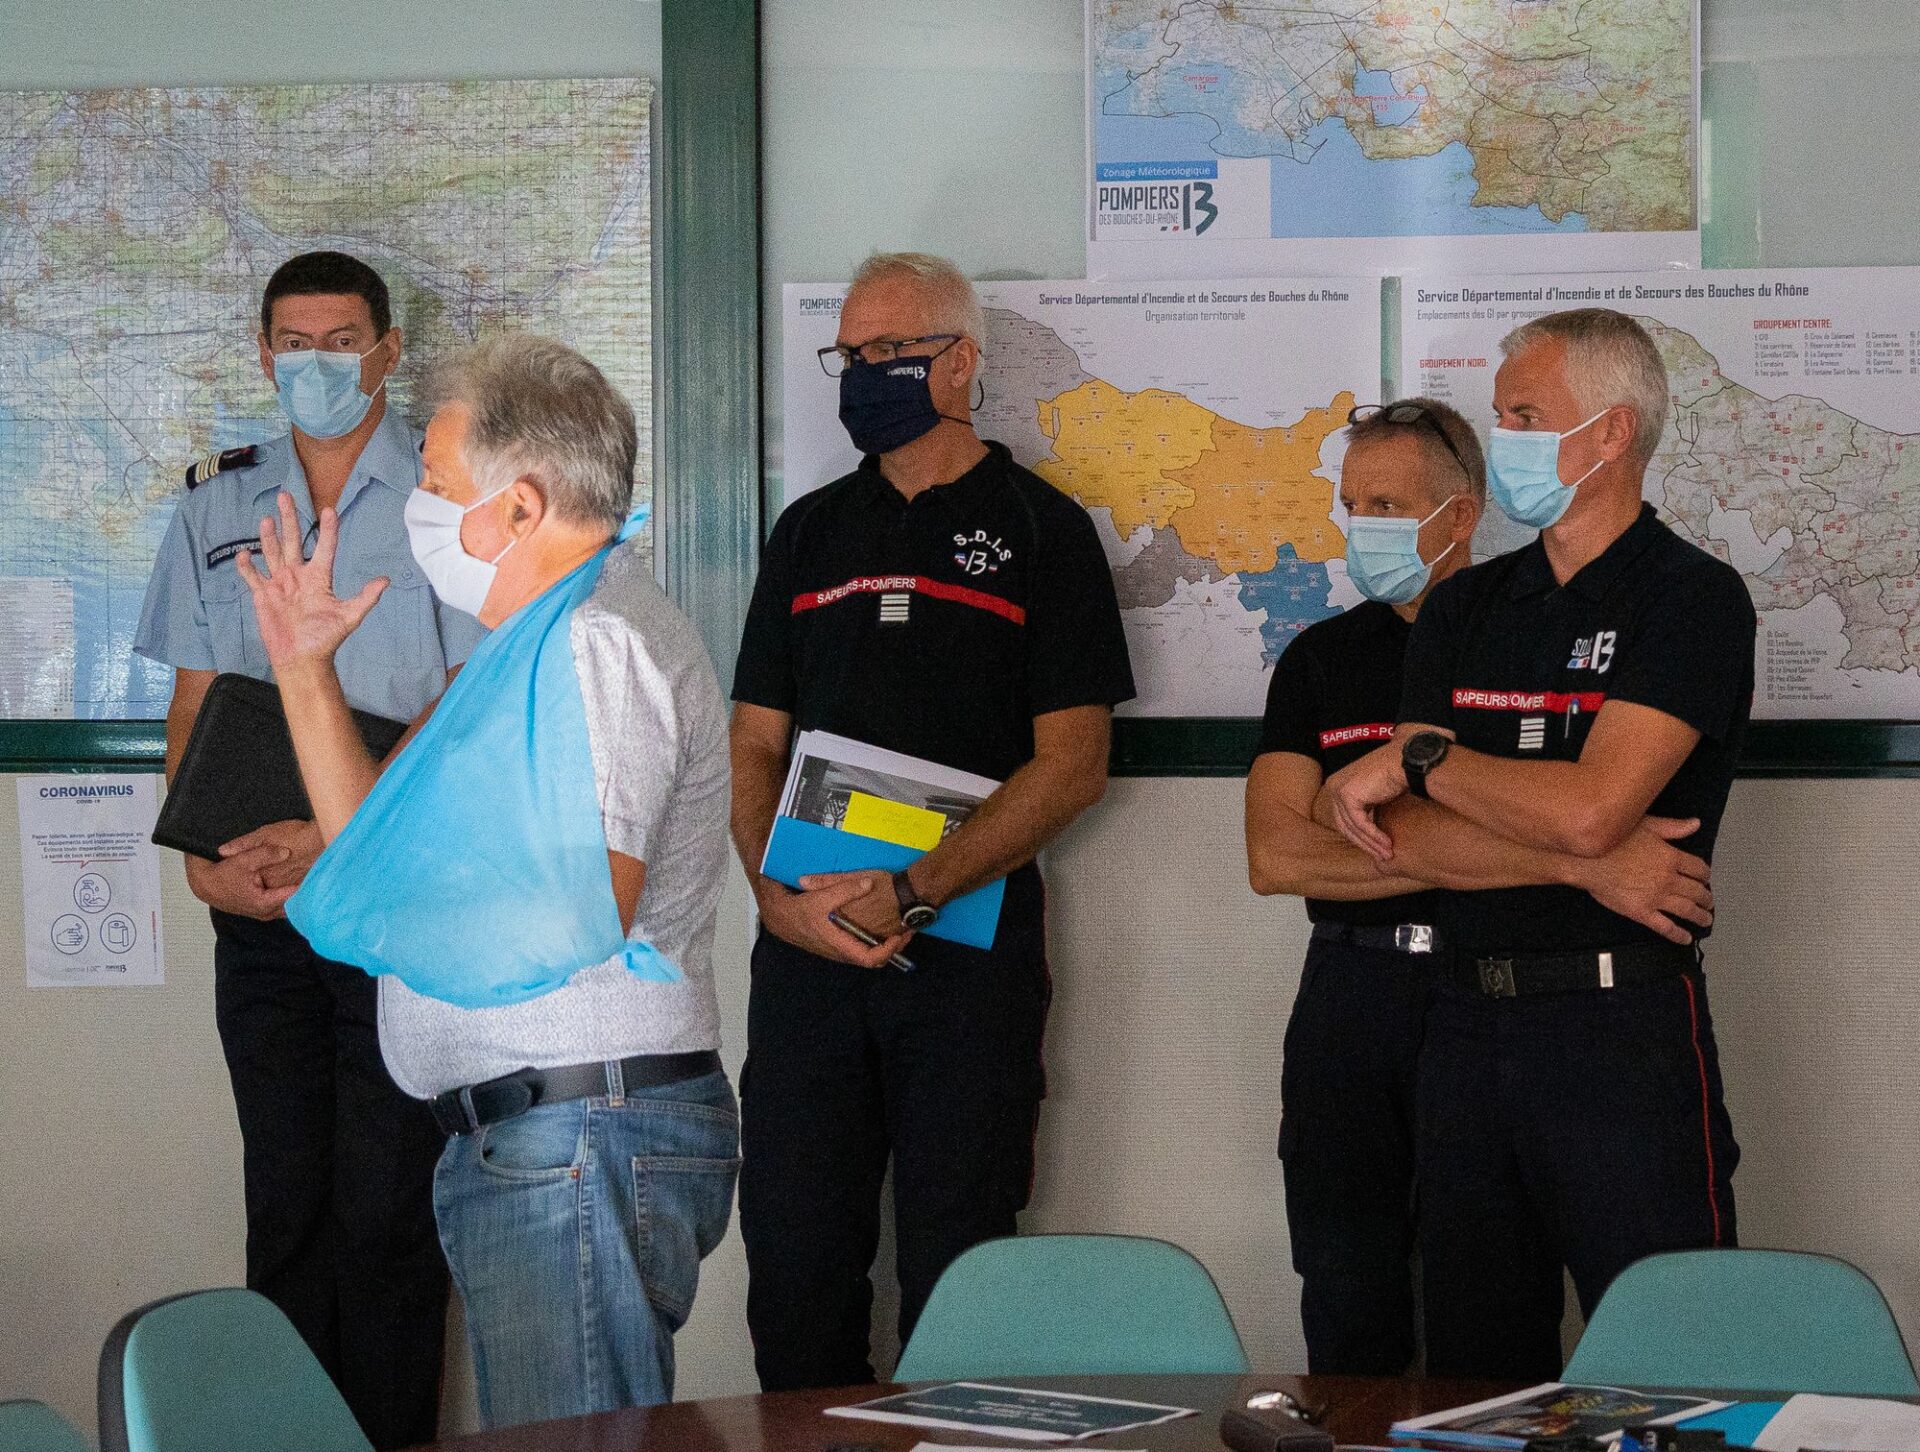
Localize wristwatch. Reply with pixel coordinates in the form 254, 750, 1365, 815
1401, 730, 1451, 800
892, 869, 940, 931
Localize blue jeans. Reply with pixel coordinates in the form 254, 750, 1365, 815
432, 1069, 740, 1430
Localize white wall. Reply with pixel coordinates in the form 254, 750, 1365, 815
9, 0, 1920, 1441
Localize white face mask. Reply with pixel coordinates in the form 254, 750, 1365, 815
403, 483, 519, 618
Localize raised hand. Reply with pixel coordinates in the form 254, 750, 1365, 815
234, 492, 387, 669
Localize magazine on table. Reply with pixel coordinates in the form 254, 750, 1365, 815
1390, 1383, 1731, 1449
825, 1382, 1196, 1443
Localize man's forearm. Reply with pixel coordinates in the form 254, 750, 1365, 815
277, 659, 379, 843
908, 753, 1100, 907
728, 738, 788, 901
1378, 796, 1589, 890
1249, 815, 1430, 899
1421, 746, 1611, 856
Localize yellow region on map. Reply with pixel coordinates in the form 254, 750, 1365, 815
1033, 380, 1212, 535
1035, 378, 1351, 576
1163, 395, 1354, 573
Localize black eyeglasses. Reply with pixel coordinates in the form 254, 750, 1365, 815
1348, 402, 1473, 483
817, 333, 962, 378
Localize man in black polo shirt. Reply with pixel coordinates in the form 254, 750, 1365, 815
1322, 309, 1753, 1380
1248, 398, 1718, 1374
731, 251, 1134, 1390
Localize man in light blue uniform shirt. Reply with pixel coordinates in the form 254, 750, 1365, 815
134, 251, 480, 1451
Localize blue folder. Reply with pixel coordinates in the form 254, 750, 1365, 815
761, 816, 1005, 950
1674, 1401, 1781, 1446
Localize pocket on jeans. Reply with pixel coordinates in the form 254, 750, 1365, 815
632, 1151, 741, 1325
476, 1108, 585, 1181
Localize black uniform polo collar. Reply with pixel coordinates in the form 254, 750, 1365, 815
855, 439, 1011, 515
1507, 502, 1666, 601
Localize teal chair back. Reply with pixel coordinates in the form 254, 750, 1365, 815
1564, 1249, 1920, 1395
0, 1400, 90, 1452
894, 1234, 1251, 1381
98, 1289, 374, 1452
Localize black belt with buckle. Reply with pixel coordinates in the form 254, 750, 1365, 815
1311, 920, 1441, 955
429, 1049, 722, 1136
1457, 941, 1696, 999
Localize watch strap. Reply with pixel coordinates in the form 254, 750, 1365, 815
892, 868, 924, 915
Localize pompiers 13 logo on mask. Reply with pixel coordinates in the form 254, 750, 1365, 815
953, 529, 1012, 577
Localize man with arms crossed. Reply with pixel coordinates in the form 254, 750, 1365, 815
731, 252, 1134, 1389
232, 334, 737, 1429
1322, 310, 1754, 1380
1247, 398, 1717, 1373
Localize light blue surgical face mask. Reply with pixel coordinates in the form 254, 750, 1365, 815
1486, 408, 1609, 529
274, 343, 387, 439
1345, 495, 1459, 605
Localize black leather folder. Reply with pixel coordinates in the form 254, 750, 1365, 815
151, 672, 408, 860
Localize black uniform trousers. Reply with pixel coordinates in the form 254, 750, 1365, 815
210, 911, 450, 1450
1278, 936, 1431, 1375
738, 928, 1050, 1391
1418, 965, 1740, 1381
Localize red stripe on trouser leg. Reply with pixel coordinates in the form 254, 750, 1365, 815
1681, 974, 1723, 1246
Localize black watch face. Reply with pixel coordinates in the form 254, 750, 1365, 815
902, 904, 939, 931
1407, 732, 1446, 769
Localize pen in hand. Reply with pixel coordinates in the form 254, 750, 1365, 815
828, 911, 918, 972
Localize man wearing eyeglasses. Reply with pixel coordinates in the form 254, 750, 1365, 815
730, 252, 1134, 1390
1245, 398, 1716, 1375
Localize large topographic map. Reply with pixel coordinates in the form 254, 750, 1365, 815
1088, 0, 1700, 275
1404, 268, 1920, 717
782, 279, 1380, 716
0, 79, 651, 718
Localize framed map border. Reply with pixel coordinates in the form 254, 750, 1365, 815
0, 0, 761, 775
9, 3, 1920, 778
1105, 718, 1920, 778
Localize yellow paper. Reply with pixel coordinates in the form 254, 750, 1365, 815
841, 791, 947, 851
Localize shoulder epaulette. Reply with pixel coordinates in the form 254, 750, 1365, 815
185, 444, 261, 490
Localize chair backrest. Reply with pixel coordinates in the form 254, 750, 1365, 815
1563, 1249, 1920, 1396
894, 1233, 1251, 1381
98, 1288, 374, 1452
0, 1400, 90, 1452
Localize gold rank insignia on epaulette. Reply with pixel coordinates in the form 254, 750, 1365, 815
185, 444, 262, 490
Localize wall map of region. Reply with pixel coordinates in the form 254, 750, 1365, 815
782, 279, 1380, 717
0, 78, 651, 718
1404, 267, 1920, 718
1089, 0, 1699, 277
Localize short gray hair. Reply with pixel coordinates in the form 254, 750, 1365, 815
1345, 396, 1486, 506
425, 333, 636, 532
1500, 308, 1671, 465
849, 251, 987, 349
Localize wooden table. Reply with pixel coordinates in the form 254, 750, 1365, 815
421, 1374, 1518, 1451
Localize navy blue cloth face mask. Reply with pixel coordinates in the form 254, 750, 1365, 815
837, 340, 972, 455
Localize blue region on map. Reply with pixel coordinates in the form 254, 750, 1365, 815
1237, 546, 1338, 663
1096, 104, 1591, 238
0, 394, 291, 720
0, 406, 172, 719
1352, 66, 1427, 127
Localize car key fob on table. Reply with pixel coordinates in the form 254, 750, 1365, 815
1220, 1405, 1335, 1452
